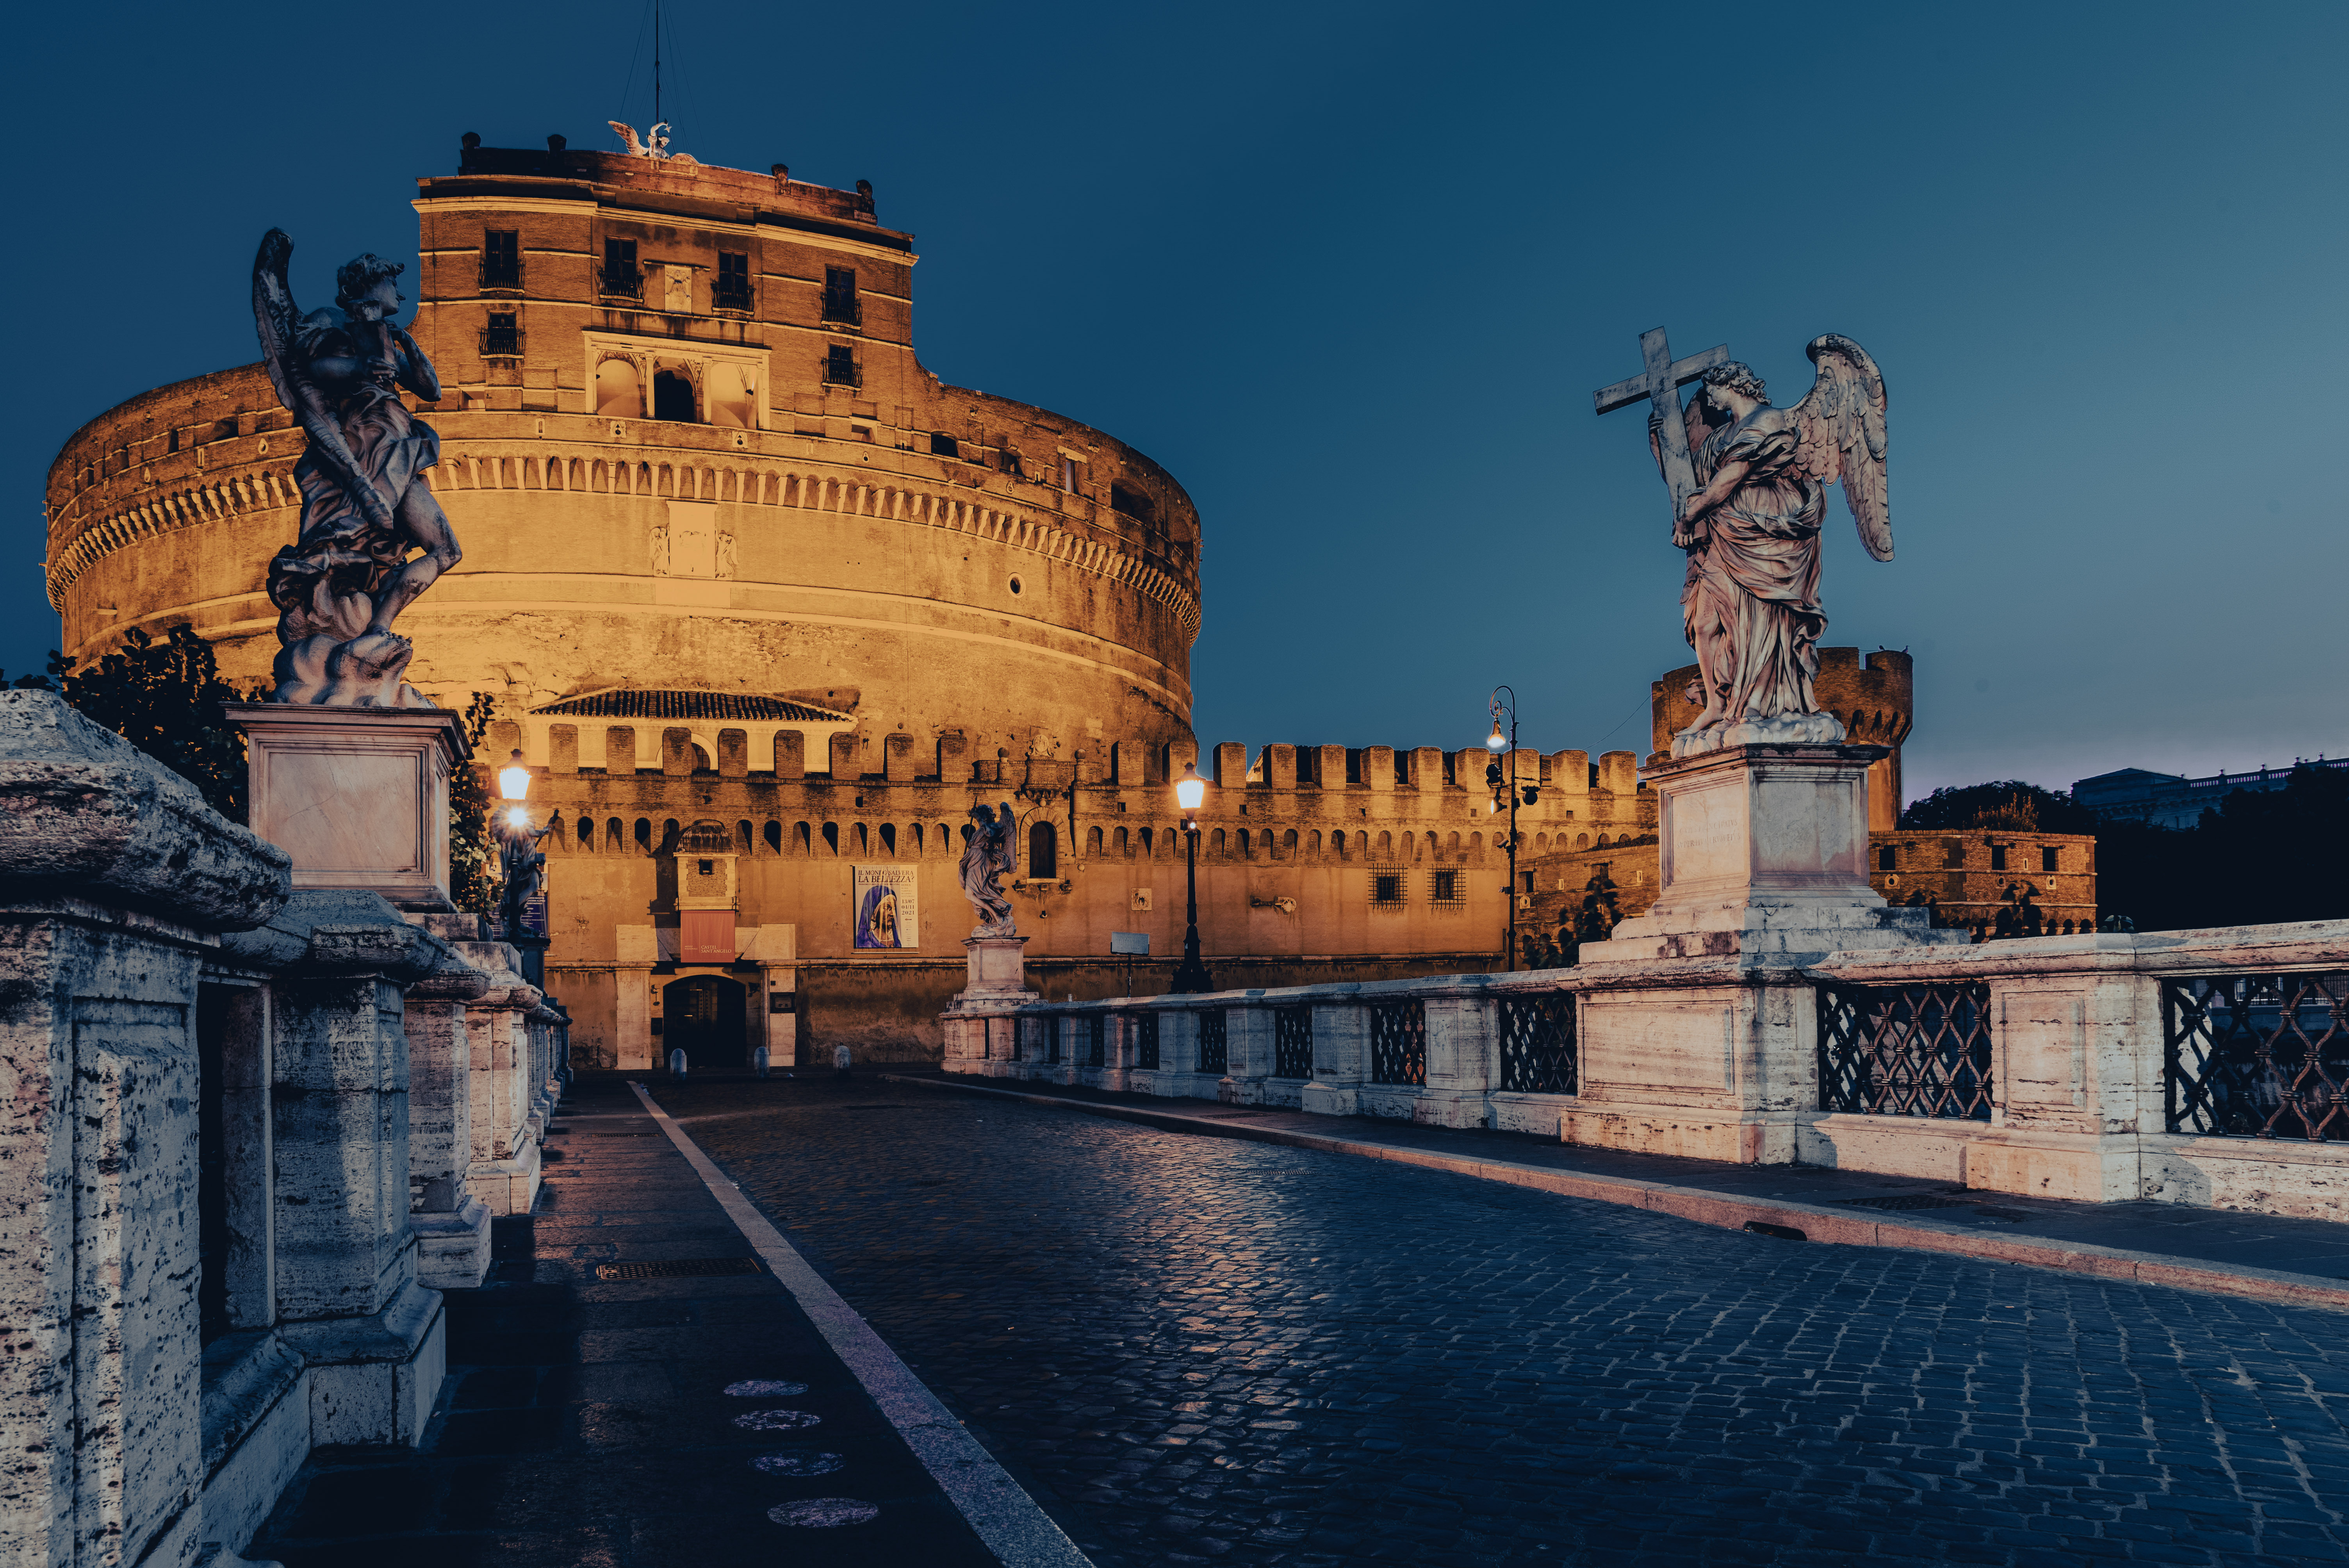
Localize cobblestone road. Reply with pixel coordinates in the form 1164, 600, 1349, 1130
656, 1076, 2349, 1568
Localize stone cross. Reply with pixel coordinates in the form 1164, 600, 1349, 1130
1592, 327, 1732, 512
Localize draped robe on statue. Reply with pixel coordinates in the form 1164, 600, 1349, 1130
1680, 404, 1831, 728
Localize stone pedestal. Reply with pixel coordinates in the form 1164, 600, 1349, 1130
1569, 743, 1967, 1164
228, 704, 467, 911
941, 935, 1035, 1076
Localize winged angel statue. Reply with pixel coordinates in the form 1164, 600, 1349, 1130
608, 121, 699, 164
959, 803, 1018, 937
252, 230, 460, 706
1654, 336, 1889, 757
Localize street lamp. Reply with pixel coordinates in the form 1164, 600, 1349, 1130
1169, 762, 1213, 993
494, 749, 554, 955
1483, 688, 1539, 970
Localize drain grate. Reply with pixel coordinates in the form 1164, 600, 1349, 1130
1832, 1193, 1973, 1211
595, 1257, 765, 1280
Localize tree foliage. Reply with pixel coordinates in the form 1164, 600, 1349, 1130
1898, 780, 2097, 834
451, 692, 499, 918
3, 626, 259, 821
2098, 765, 2349, 931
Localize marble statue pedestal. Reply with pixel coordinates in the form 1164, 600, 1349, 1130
228, 704, 468, 911
1567, 743, 1968, 1164
942, 934, 1035, 1076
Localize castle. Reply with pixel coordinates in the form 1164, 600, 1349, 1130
42, 136, 2092, 1067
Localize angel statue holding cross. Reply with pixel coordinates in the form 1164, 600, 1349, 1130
1596, 331, 1890, 757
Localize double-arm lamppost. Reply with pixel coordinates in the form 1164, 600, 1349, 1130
1483, 687, 1539, 970
494, 749, 555, 983
1169, 762, 1214, 993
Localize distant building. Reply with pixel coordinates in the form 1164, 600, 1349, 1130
2073, 757, 2349, 829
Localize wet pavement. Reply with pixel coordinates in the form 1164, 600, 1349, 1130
248, 1073, 995, 1568
654, 1071, 2349, 1568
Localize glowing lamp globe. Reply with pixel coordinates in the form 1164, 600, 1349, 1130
1485, 721, 1507, 752
1174, 763, 1205, 813
497, 749, 532, 803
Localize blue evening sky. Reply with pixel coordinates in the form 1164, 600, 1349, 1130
7, 1, 2343, 802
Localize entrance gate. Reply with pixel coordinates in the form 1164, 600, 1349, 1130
662, 974, 747, 1069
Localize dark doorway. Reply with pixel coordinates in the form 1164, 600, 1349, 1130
662, 974, 745, 1068
653, 369, 697, 422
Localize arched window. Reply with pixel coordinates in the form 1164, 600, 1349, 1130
1283, 829, 1299, 857
633, 818, 652, 853
1377, 830, 1392, 852
794, 821, 811, 856
822, 822, 841, 855
577, 817, 595, 852
1308, 830, 1322, 856
1029, 822, 1058, 878
879, 823, 897, 856
606, 817, 624, 852
853, 823, 870, 854
594, 357, 642, 417
1087, 825, 1104, 857
1211, 828, 1227, 855
1114, 826, 1129, 856
763, 820, 783, 856
910, 823, 925, 854
1237, 829, 1252, 856
653, 367, 698, 422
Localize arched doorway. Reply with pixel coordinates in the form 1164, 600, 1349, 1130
662, 974, 745, 1068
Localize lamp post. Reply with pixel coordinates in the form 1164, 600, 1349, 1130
494, 749, 554, 982
1169, 762, 1213, 993
1484, 687, 1538, 971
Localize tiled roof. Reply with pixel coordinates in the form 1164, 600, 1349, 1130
529, 690, 853, 723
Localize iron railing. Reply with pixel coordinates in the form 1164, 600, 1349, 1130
2165, 971, 2349, 1140
1134, 1012, 1160, 1070
1274, 1006, 1313, 1078
1085, 1013, 1106, 1069
1369, 1000, 1426, 1085
1498, 993, 1576, 1095
1198, 1009, 1228, 1074
1818, 981, 1994, 1120
597, 265, 641, 300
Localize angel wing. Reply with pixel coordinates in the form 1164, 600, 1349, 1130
608, 120, 645, 157
994, 803, 1018, 875
251, 229, 303, 416
1792, 333, 1891, 561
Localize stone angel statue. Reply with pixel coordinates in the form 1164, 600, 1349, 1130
252, 230, 462, 706
959, 802, 1018, 937
1657, 335, 1889, 756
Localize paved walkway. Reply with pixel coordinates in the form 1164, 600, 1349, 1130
249, 1072, 1003, 1567
879, 1069, 2349, 1308
656, 1071, 2349, 1568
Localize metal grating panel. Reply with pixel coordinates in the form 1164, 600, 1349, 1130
1273, 1006, 1314, 1079
1134, 1013, 1160, 1071
1497, 992, 1577, 1095
1197, 1009, 1229, 1074
1818, 982, 1994, 1121
1369, 1000, 1426, 1086
2166, 971, 2349, 1140
1086, 1013, 1106, 1069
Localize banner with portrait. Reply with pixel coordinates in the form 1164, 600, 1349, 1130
851, 864, 919, 950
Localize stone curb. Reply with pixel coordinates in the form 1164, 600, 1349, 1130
882, 1073, 2349, 1315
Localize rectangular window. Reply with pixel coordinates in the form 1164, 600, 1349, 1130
1346, 748, 1363, 784
481, 312, 519, 355
1395, 753, 1410, 786
1432, 869, 1463, 906
822, 267, 859, 324
1294, 749, 1317, 785
1371, 871, 1406, 907
2041, 846, 2061, 873
824, 345, 859, 386
930, 432, 959, 458
1878, 844, 1896, 871
715, 251, 752, 311
1991, 845, 2008, 871
1060, 454, 1082, 492
602, 238, 640, 298
481, 230, 520, 289
1442, 752, 1457, 786
1110, 482, 1155, 521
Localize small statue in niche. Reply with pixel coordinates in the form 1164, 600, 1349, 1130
252, 230, 461, 706
959, 802, 1017, 936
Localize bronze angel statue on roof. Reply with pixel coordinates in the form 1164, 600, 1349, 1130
1647, 335, 1890, 756
252, 229, 461, 706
